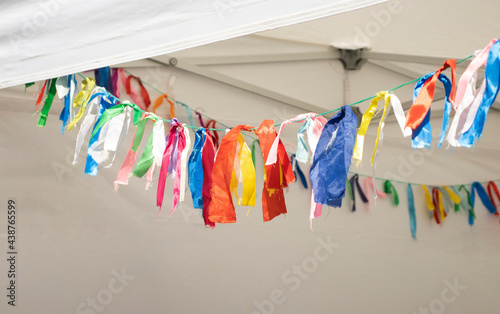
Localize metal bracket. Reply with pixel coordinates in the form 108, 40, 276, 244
338, 49, 366, 71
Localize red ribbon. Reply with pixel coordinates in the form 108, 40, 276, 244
125, 75, 151, 110
405, 59, 456, 130
206, 125, 254, 223
487, 181, 500, 212
35, 80, 48, 110
205, 119, 220, 150
201, 135, 216, 228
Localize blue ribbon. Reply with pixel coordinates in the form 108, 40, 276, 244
407, 184, 416, 240
58, 74, 76, 134
459, 39, 500, 147
471, 181, 498, 215
349, 174, 368, 212
188, 128, 206, 209
310, 106, 357, 207
85, 92, 117, 176
290, 154, 308, 189
411, 72, 453, 148
178, 102, 195, 126
94, 67, 113, 92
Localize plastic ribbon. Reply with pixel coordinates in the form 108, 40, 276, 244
442, 186, 461, 212
446, 39, 496, 147
178, 102, 195, 126
256, 120, 295, 222
389, 93, 412, 137
35, 80, 48, 111
94, 67, 113, 92
72, 88, 106, 165
266, 113, 326, 165
459, 185, 475, 226
363, 177, 386, 210
89, 104, 135, 170
125, 74, 150, 110
251, 139, 259, 169
132, 116, 163, 179
431, 187, 446, 224
421, 185, 435, 211
37, 78, 58, 127
114, 113, 156, 190
188, 128, 207, 209
67, 77, 96, 132
471, 181, 498, 215
151, 94, 175, 119
459, 40, 500, 147
201, 135, 216, 228
85, 92, 118, 176
487, 181, 500, 211
384, 180, 399, 206
405, 59, 456, 130
352, 91, 389, 167
310, 106, 357, 207
157, 118, 187, 214
179, 126, 191, 202
205, 120, 220, 150
294, 115, 328, 163
57, 74, 77, 134
349, 174, 368, 212
407, 184, 417, 239
290, 154, 308, 189
207, 125, 256, 223
410, 73, 453, 148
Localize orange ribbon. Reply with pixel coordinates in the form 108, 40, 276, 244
405, 59, 456, 130
151, 94, 175, 119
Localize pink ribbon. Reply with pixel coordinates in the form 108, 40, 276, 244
363, 177, 387, 210
266, 113, 327, 165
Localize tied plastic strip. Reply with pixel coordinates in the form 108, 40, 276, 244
125, 74, 151, 110
407, 184, 417, 239
67, 78, 96, 132
442, 186, 461, 211
310, 106, 357, 208
384, 180, 399, 206
56, 75, 77, 134
151, 94, 175, 119
37, 78, 58, 127
446, 39, 497, 147
89, 104, 135, 170
94, 67, 113, 93
411, 73, 454, 148
421, 185, 436, 211
487, 181, 500, 211
179, 102, 195, 126
266, 113, 326, 165
144, 119, 167, 190
471, 182, 499, 216
205, 120, 220, 150
296, 115, 327, 163
363, 177, 386, 210
431, 187, 446, 224
157, 119, 186, 214
251, 139, 259, 169
188, 128, 207, 209
207, 125, 256, 223
201, 135, 216, 228
290, 154, 308, 189
114, 113, 156, 190
35, 80, 48, 111
84, 92, 118, 176
256, 120, 294, 222
132, 115, 162, 179
352, 91, 389, 167
349, 174, 368, 212
178, 126, 191, 202
405, 59, 456, 130
459, 39, 500, 147
459, 185, 475, 226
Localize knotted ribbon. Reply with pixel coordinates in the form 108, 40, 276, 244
202, 135, 216, 228
256, 120, 295, 222
349, 174, 368, 212
459, 39, 500, 147
125, 74, 150, 111
405, 59, 456, 131
67, 77, 96, 132
188, 128, 207, 209
384, 180, 399, 206
470, 181, 498, 216
151, 94, 175, 119
363, 177, 386, 210
37, 78, 58, 127
310, 106, 357, 208
446, 39, 497, 147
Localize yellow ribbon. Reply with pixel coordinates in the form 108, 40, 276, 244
421, 185, 435, 210
442, 186, 461, 204
67, 78, 96, 132
437, 189, 445, 222
370, 93, 391, 166
352, 91, 388, 167
230, 135, 256, 207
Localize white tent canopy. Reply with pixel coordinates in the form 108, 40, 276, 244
1, 1, 500, 313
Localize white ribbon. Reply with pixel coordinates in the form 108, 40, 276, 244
179, 126, 191, 201
145, 118, 166, 190
389, 93, 412, 137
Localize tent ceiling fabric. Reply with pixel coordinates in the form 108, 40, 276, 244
0, 0, 386, 88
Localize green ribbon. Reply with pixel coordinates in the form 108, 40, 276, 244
37, 78, 57, 127
384, 180, 399, 206
25, 82, 35, 95
132, 116, 158, 178
459, 184, 475, 226
90, 102, 141, 139
251, 139, 259, 169
346, 177, 353, 201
